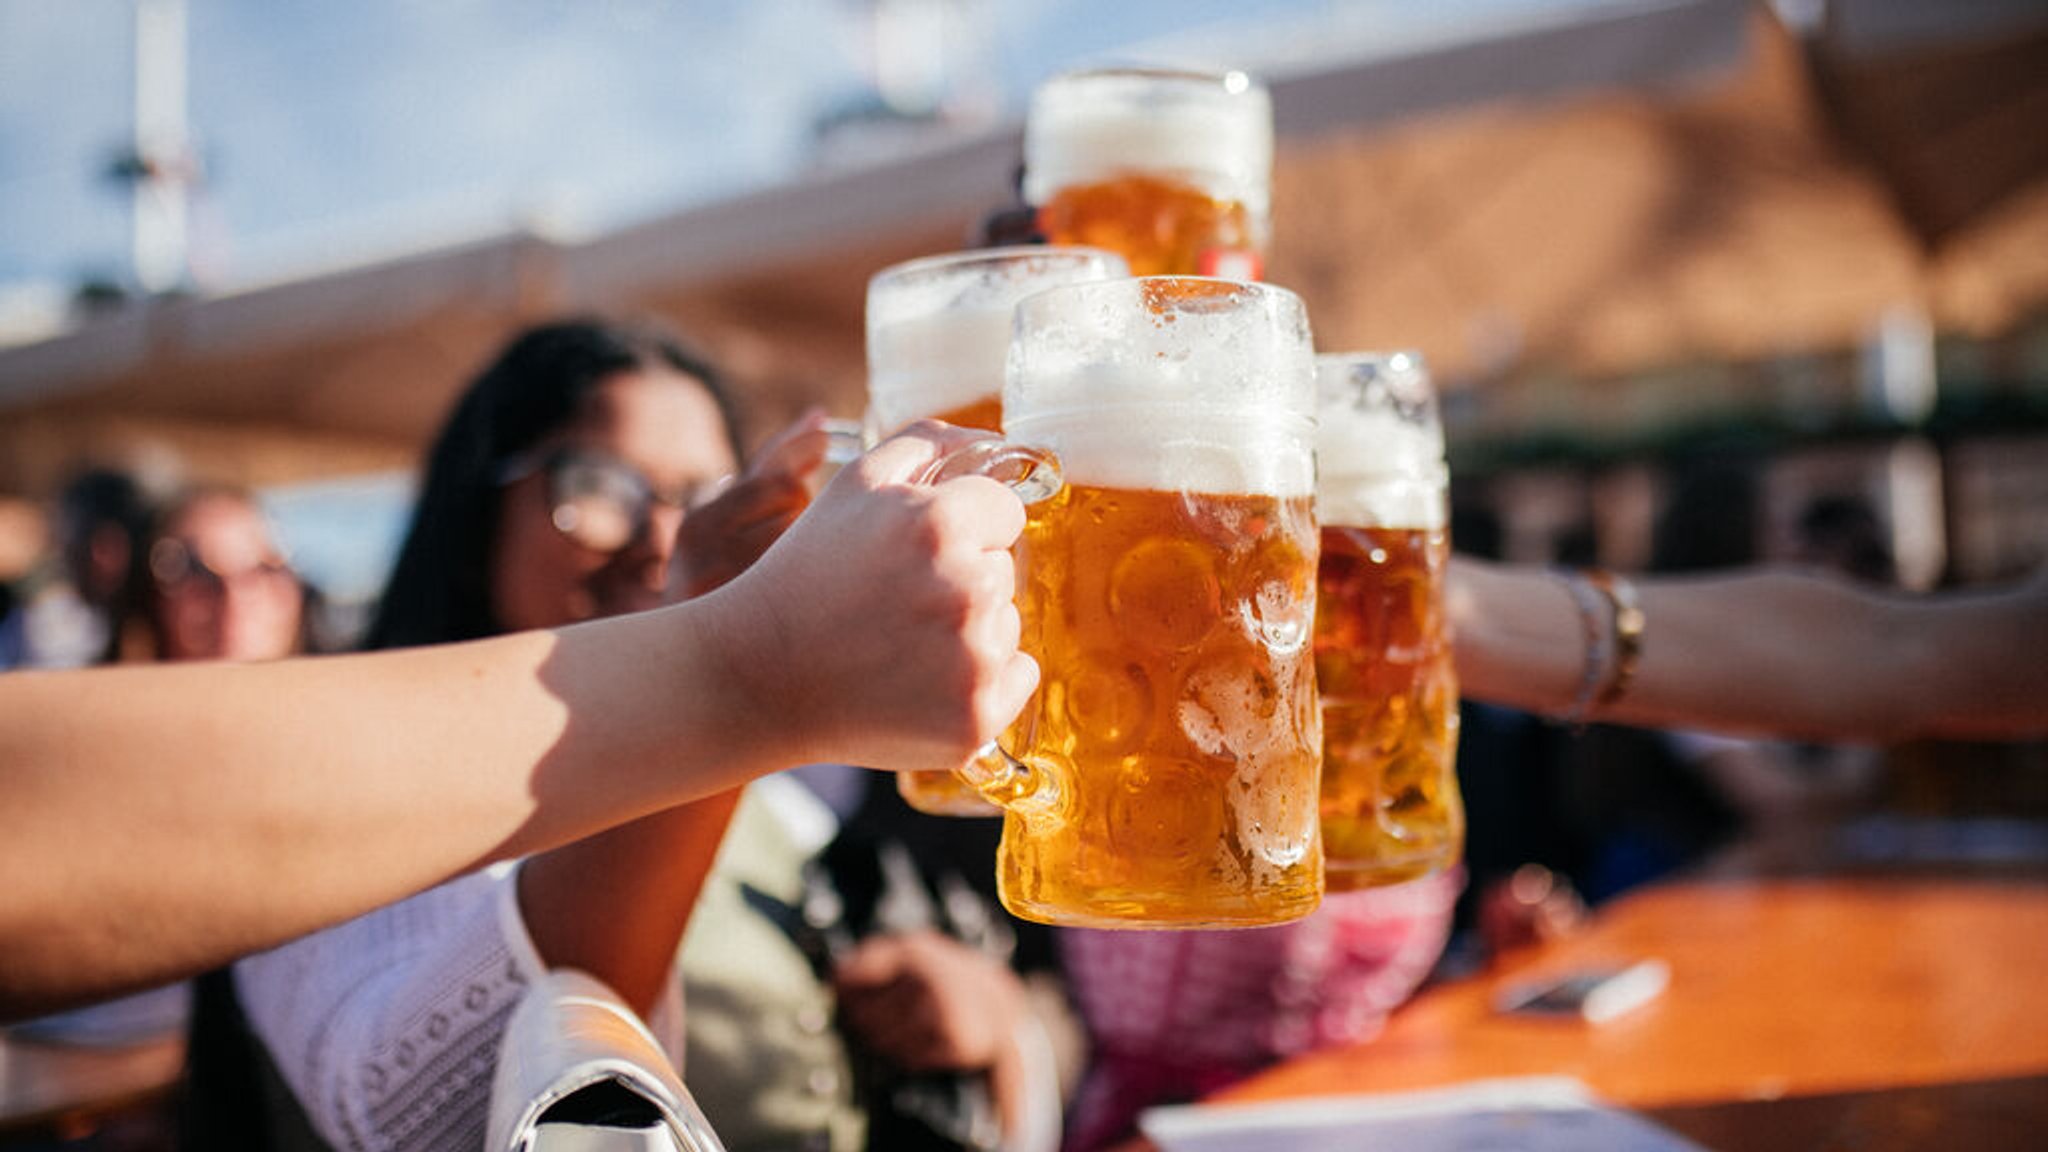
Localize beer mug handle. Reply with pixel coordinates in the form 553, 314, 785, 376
911, 436, 1063, 505
913, 434, 1064, 813
823, 423, 1062, 506
958, 740, 1059, 815
820, 418, 867, 466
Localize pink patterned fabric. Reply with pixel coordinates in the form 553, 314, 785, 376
1059, 870, 1461, 1152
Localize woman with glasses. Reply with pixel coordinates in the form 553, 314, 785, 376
196, 318, 1038, 1152
142, 487, 308, 664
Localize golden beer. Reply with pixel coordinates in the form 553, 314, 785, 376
865, 246, 1127, 816
982, 276, 1322, 928
892, 387, 999, 816
1037, 174, 1260, 278
996, 484, 1323, 927
926, 394, 1003, 434
1313, 352, 1463, 888
1025, 69, 1271, 278
1315, 526, 1462, 887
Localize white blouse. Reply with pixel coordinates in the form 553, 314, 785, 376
235, 862, 683, 1152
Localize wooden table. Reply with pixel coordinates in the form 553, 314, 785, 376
1178, 878, 2048, 1150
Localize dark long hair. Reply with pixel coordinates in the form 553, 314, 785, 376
53, 467, 153, 665
364, 318, 739, 651
185, 321, 741, 1152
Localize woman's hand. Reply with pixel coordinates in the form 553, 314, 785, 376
668, 409, 842, 600
703, 420, 1038, 774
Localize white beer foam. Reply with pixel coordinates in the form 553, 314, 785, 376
1008, 407, 1315, 498
1316, 405, 1448, 530
866, 248, 1127, 431
1315, 352, 1447, 530
1319, 473, 1448, 531
1009, 317, 1317, 419
1024, 72, 1273, 210
866, 306, 1010, 431
1007, 280, 1316, 495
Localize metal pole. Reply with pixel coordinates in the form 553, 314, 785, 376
132, 0, 190, 293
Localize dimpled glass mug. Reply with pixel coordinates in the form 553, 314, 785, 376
1312, 352, 1464, 889
864, 245, 1129, 816
964, 276, 1325, 929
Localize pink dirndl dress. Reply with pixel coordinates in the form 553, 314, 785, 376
1058, 869, 1461, 1152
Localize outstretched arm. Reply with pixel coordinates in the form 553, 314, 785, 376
1449, 557, 2048, 743
0, 423, 1035, 1018
519, 411, 839, 1015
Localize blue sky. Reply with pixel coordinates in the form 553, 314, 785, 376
0, 0, 1583, 599
0, 0, 1576, 293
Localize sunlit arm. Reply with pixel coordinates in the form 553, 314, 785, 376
0, 424, 1036, 1019
1449, 557, 2048, 743
0, 609, 772, 1018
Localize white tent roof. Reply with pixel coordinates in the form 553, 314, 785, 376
0, 1, 1750, 449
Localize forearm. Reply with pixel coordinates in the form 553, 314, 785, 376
1450, 557, 2048, 742
0, 427, 1052, 1016
517, 789, 744, 1015
1443, 556, 1587, 718
1450, 557, 1905, 738
0, 603, 772, 1017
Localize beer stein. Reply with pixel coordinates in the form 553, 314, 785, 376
969, 276, 1323, 928
865, 245, 1128, 815
1024, 68, 1272, 279
1313, 352, 1464, 888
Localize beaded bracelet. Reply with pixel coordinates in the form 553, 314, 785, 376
1556, 569, 1614, 727
1586, 568, 1645, 710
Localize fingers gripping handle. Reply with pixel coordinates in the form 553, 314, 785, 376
819, 419, 867, 466
910, 437, 1064, 506
821, 421, 1062, 508
958, 739, 1059, 816
919, 435, 1063, 812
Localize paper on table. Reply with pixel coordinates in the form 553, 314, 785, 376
1140, 1077, 1709, 1152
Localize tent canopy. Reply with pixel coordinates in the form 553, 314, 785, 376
5, 0, 2045, 497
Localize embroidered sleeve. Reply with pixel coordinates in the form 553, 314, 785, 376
237, 864, 543, 1152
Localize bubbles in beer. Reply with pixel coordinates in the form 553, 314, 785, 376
1176, 655, 1281, 762
1233, 768, 1313, 871
1236, 532, 1315, 657
1178, 487, 1255, 554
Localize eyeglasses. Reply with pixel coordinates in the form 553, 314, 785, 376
149, 537, 297, 599
498, 448, 729, 553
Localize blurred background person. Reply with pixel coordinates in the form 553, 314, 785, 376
0, 468, 155, 672
138, 485, 309, 665
195, 318, 1044, 1152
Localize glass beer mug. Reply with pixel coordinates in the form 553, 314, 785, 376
1024, 68, 1272, 279
966, 277, 1324, 928
865, 245, 1128, 816
1313, 352, 1464, 888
